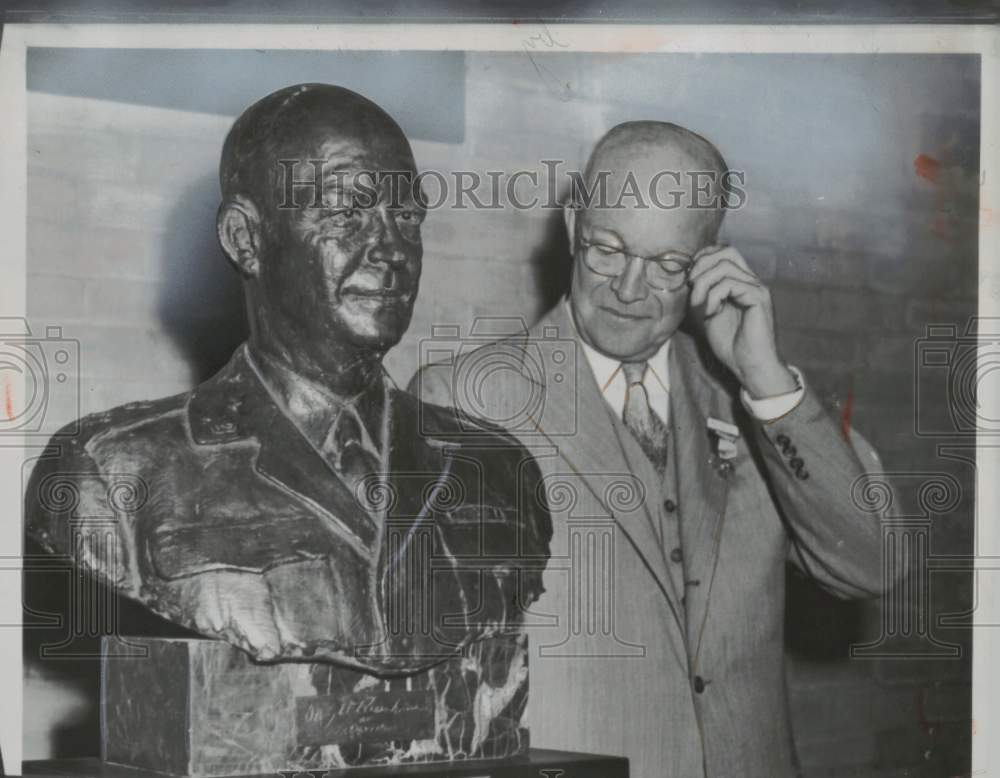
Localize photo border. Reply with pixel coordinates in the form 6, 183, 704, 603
1, 21, 997, 775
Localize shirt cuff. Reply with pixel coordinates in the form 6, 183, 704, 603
740, 365, 805, 422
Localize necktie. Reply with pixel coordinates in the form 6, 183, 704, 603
323, 406, 383, 512
621, 361, 669, 473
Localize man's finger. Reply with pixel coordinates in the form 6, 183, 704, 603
690, 245, 754, 279
704, 277, 768, 317
689, 259, 759, 306
693, 243, 727, 262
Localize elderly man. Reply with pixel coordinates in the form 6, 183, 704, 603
26, 84, 551, 675
411, 121, 889, 777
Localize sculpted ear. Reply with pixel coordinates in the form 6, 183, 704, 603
217, 196, 263, 278
563, 204, 578, 255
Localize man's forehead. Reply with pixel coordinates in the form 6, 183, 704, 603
581, 203, 714, 254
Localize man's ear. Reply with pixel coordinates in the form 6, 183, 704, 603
217, 196, 263, 278
563, 204, 578, 255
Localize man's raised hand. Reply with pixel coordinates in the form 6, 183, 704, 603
687, 244, 797, 399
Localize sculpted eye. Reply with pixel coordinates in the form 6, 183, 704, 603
325, 208, 360, 225
595, 244, 622, 256
395, 208, 425, 225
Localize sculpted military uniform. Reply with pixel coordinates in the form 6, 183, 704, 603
27, 345, 552, 674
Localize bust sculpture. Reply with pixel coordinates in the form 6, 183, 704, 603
26, 83, 552, 676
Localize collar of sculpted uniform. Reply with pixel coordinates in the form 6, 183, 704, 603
245, 346, 393, 528
246, 346, 387, 456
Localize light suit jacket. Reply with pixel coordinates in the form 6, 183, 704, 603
410, 303, 890, 778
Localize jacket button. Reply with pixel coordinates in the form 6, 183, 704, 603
694, 676, 707, 694
663, 498, 676, 513
790, 457, 804, 470
670, 547, 683, 564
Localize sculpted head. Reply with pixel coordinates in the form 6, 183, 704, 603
217, 84, 424, 384
565, 121, 729, 361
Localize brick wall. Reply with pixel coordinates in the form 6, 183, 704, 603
23, 52, 978, 774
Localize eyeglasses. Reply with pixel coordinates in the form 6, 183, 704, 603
578, 236, 693, 292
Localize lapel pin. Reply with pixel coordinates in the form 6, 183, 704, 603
707, 417, 740, 465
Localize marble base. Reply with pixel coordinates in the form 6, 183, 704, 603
100, 635, 529, 777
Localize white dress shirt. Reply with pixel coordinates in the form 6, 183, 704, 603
578, 331, 674, 425
565, 299, 805, 423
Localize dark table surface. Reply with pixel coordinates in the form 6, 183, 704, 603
23, 749, 629, 777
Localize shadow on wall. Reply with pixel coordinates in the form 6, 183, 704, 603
158, 173, 248, 383
529, 198, 573, 316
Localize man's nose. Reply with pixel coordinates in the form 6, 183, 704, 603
366, 210, 410, 268
610, 255, 649, 303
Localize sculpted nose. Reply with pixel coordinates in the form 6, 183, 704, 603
610, 255, 649, 303
368, 241, 408, 268
367, 212, 409, 268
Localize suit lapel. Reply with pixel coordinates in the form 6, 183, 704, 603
669, 333, 736, 641
528, 307, 634, 488
524, 305, 684, 634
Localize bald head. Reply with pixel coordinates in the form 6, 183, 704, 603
582, 120, 730, 242
219, 83, 415, 210
586, 121, 727, 181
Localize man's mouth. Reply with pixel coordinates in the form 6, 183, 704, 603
598, 305, 650, 321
